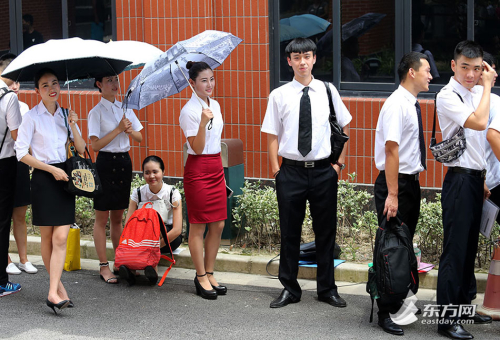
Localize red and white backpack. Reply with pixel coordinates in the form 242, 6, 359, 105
114, 203, 175, 286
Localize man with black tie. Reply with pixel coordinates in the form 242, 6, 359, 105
373, 52, 432, 335
261, 38, 352, 309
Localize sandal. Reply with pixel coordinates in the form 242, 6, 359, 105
99, 262, 118, 284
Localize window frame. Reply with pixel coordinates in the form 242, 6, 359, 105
269, 0, 497, 98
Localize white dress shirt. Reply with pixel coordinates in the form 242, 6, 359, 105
0, 79, 22, 159
19, 101, 29, 116
482, 91, 500, 189
375, 85, 425, 174
130, 183, 181, 224
436, 77, 486, 170
179, 93, 224, 155
87, 97, 143, 153
261, 78, 352, 161
14, 101, 81, 164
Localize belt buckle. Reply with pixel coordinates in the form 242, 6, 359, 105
414, 174, 419, 181
304, 161, 315, 168
481, 169, 487, 179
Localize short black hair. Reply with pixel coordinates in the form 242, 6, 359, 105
397, 51, 429, 82
285, 38, 317, 58
483, 51, 497, 68
185, 61, 212, 81
454, 40, 483, 61
142, 155, 165, 172
22, 14, 34, 26
34, 68, 58, 89
0, 53, 16, 73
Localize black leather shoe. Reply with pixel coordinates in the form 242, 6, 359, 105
318, 292, 347, 308
144, 266, 158, 286
378, 318, 404, 336
194, 274, 217, 300
206, 272, 227, 295
463, 313, 492, 324
270, 289, 300, 308
119, 265, 136, 286
438, 324, 473, 339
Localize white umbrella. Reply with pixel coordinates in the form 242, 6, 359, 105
105, 40, 163, 71
1, 37, 132, 82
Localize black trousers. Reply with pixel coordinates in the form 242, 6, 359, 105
374, 172, 421, 319
437, 170, 483, 328
0, 157, 17, 286
276, 162, 338, 299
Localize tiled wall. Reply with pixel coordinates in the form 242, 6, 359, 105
16, 0, 448, 189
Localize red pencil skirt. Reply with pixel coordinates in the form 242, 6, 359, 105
184, 153, 227, 224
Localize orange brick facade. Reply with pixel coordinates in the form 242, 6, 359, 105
15, 0, 447, 188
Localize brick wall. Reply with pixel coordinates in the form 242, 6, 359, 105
16, 0, 448, 189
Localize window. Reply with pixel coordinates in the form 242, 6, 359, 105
68, 0, 113, 42
0, 1, 11, 56
271, 0, 497, 96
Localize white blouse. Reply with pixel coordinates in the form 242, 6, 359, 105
88, 97, 143, 153
15, 101, 81, 164
179, 93, 223, 155
130, 182, 181, 225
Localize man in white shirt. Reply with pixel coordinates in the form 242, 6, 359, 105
436, 41, 496, 339
0, 54, 22, 297
373, 51, 432, 336
262, 38, 352, 309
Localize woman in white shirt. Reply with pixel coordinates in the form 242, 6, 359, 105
14, 68, 86, 314
121, 156, 183, 285
87, 75, 143, 284
179, 61, 227, 300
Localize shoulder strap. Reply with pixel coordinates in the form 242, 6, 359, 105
169, 187, 174, 205
61, 107, 71, 140
137, 188, 141, 204
0, 87, 14, 154
432, 90, 464, 146
323, 81, 338, 123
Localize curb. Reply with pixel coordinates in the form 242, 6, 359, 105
10, 235, 489, 293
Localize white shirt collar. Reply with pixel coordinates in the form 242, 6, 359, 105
35, 100, 62, 117
100, 97, 122, 111
145, 182, 167, 198
290, 77, 321, 95
397, 85, 417, 104
449, 76, 473, 99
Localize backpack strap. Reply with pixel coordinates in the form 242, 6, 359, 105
61, 107, 71, 141
323, 81, 338, 124
169, 187, 174, 205
137, 188, 142, 204
0, 87, 14, 154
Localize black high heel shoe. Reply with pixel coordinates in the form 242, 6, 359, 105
46, 299, 70, 315
206, 272, 227, 295
194, 273, 217, 300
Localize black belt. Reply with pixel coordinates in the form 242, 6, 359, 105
282, 157, 330, 168
449, 167, 486, 179
380, 170, 419, 181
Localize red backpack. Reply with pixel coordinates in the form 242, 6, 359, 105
115, 203, 175, 286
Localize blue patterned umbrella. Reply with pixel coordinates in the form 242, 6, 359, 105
123, 30, 242, 111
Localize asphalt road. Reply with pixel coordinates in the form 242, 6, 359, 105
2, 264, 499, 340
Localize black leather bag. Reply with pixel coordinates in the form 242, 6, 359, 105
299, 241, 342, 262
323, 81, 349, 164
65, 147, 103, 198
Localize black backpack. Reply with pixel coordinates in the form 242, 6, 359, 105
367, 216, 419, 322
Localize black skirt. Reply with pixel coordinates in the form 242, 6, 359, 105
93, 151, 132, 211
31, 163, 75, 226
13, 162, 31, 208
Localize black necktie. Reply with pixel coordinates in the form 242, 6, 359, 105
415, 101, 426, 170
298, 87, 312, 157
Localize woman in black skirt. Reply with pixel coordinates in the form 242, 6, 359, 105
14, 68, 86, 314
88, 75, 142, 283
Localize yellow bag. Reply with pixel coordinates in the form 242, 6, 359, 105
64, 224, 81, 271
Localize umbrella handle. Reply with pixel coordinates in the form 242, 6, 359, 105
175, 61, 213, 130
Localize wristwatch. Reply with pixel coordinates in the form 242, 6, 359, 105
335, 162, 346, 170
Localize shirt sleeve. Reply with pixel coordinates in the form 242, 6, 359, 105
380, 102, 404, 145
87, 107, 101, 138
261, 91, 280, 135
172, 188, 181, 203
328, 83, 352, 128
437, 90, 471, 127
5, 93, 22, 131
128, 109, 143, 132
14, 113, 34, 161
179, 106, 200, 138
130, 186, 139, 203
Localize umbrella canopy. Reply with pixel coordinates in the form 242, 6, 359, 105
1, 37, 132, 82
105, 40, 163, 71
279, 24, 306, 42
341, 13, 386, 41
123, 30, 242, 111
279, 14, 331, 38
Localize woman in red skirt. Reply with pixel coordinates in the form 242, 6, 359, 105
179, 61, 227, 300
